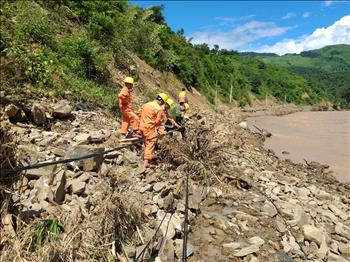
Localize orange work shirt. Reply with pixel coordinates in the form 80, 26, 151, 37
139, 101, 165, 137
118, 86, 132, 112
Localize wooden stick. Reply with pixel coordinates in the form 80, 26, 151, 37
119, 137, 140, 142
120, 242, 130, 262
136, 225, 144, 244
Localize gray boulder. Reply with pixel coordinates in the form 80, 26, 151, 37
31, 105, 47, 126
52, 101, 72, 119
66, 146, 104, 172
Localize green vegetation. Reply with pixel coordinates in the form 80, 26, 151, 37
242, 45, 350, 107
1, 1, 122, 111
191, 47, 324, 105
34, 217, 64, 249
1, 0, 329, 109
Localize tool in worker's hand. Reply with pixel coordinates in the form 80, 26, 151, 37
119, 137, 140, 142
119, 137, 142, 145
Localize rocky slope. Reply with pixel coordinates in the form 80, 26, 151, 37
0, 94, 349, 262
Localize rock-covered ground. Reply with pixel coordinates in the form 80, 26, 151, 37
0, 96, 349, 262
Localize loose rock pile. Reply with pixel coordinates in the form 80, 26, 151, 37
0, 96, 349, 262
0, 98, 140, 260
187, 113, 350, 262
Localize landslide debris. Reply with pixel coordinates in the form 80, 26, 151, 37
0, 95, 349, 262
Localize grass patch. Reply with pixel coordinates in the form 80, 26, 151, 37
35, 218, 64, 249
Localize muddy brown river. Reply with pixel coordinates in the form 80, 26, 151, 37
247, 111, 350, 183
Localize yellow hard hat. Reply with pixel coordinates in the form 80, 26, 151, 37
166, 98, 174, 107
124, 77, 134, 85
157, 93, 168, 102
184, 103, 190, 111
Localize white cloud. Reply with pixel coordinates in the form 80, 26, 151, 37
325, 0, 333, 6
188, 21, 295, 50
282, 12, 296, 19
303, 12, 310, 18
254, 15, 350, 55
215, 16, 236, 23
324, 0, 349, 6
215, 15, 256, 25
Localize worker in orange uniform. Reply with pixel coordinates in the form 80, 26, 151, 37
118, 77, 140, 138
138, 93, 168, 168
178, 87, 188, 111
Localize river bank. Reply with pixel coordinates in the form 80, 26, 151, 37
238, 103, 339, 119
187, 107, 350, 261
246, 111, 350, 183
1, 97, 349, 261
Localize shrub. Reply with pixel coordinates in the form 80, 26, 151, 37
4, 45, 54, 87
58, 32, 110, 83
88, 12, 116, 44
60, 73, 117, 110
13, 2, 55, 47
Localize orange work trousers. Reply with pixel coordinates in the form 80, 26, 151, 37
120, 111, 139, 135
143, 136, 157, 160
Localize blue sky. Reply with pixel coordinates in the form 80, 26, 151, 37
130, 0, 350, 54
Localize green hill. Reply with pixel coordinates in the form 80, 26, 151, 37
0, 0, 329, 109
241, 45, 350, 107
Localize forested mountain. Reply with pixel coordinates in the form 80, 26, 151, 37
0, 0, 332, 109
241, 45, 350, 107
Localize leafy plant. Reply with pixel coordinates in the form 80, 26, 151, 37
11, 1, 56, 47
58, 32, 111, 84
4, 45, 54, 87
35, 217, 64, 249
88, 12, 116, 44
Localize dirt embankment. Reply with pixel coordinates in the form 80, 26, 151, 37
0, 93, 349, 262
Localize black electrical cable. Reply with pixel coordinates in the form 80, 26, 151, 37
0, 128, 182, 178
182, 172, 189, 262
0, 140, 142, 177
134, 210, 169, 262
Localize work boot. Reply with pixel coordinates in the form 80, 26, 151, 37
125, 130, 133, 138
144, 160, 157, 169
125, 130, 142, 139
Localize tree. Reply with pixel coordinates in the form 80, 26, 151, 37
213, 44, 219, 53
148, 5, 165, 24
177, 28, 184, 36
